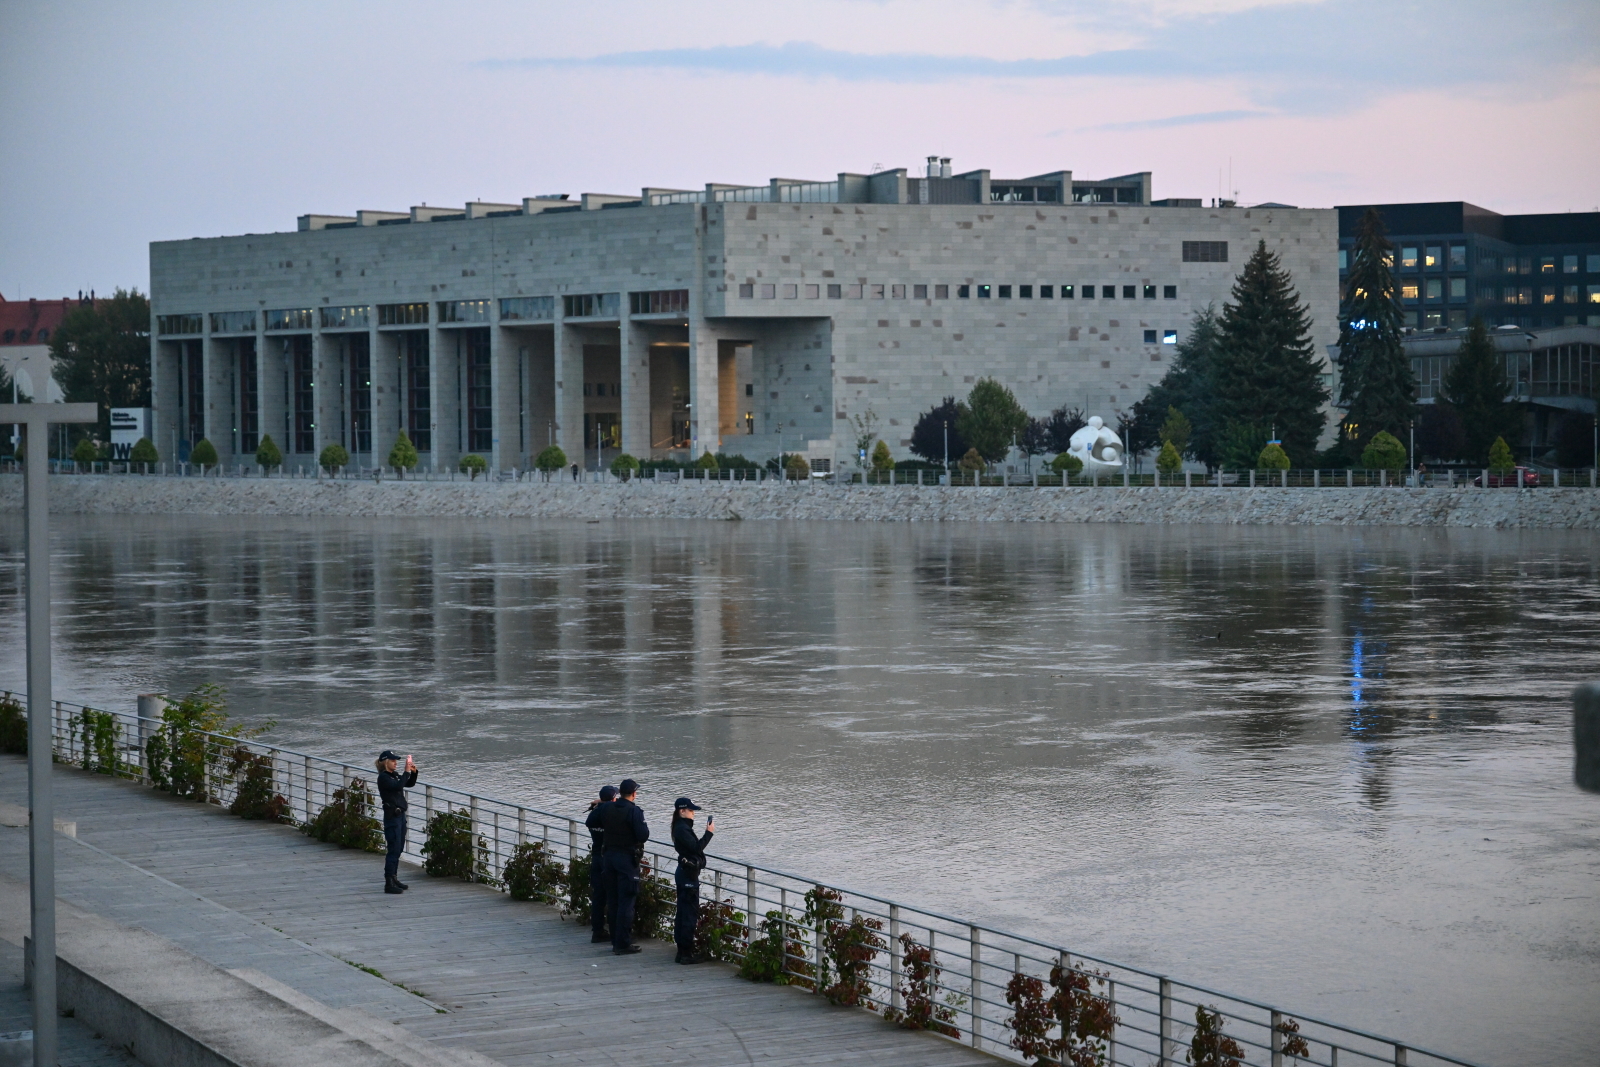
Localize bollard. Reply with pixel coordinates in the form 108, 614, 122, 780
136, 694, 166, 777
1575, 683, 1600, 793
1249, 469, 1256, 488
1185, 471, 1192, 489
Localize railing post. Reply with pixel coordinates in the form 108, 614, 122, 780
568, 819, 578, 865
1107, 978, 1117, 1066
1347, 468, 1353, 488
888, 904, 902, 1015
969, 926, 981, 1048
136, 694, 165, 779
1313, 469, 1320, 488
1394, 1045, 1407, 1067
746, 865, 757, 941
1159, 977, 1175, 1065
1185, 471, 1192, 489
1271, 1009, 1284, 1067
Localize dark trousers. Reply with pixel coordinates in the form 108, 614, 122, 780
602, 850, 639, 950
383, 813, 406, 881
588, 849, 610, 934
674, 862, 700, 955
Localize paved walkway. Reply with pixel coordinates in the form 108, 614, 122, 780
0, 756, 993, 1066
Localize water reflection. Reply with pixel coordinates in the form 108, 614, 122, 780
1, 516, 1597, 1064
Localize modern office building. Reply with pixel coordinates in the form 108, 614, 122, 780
1335, 202, 1600, 331
149, 161, 1338, 471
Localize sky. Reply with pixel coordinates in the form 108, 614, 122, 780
2, 0, 1598, 299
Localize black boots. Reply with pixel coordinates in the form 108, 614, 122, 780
612, 944, 642, 955
591, 930, 611, 943
384, 876, 405, 894
393, 876, 409, 890
675, 950, 704, 965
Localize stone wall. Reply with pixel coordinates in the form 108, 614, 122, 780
3, 475, 1596, 528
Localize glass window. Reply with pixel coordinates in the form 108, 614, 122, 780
438, 299, 491, 324
1061, 285, 1074, 299
805, 284, 820, 299
759, 284, 776, 299
891, 284, 906, 299
1541, 288, 1556, 304
1589, 285, 1600, 303
1400, 247, 1418, 269
1424, 246, 1441, 270
1081, 285, 1094, 299
1338, 249, 1348, 270
1143, 329, 1157, 343
501, 296, 554, 321
1401, 283, 1420, 302
1019, 285, 1033, 299
1563, 255, 1579, 273
846, 284, 863, 298
1564, 285, 1580, 303
1540, 256, 1556, 273
1181, 241, 1228, 262
266, 308, 314, 331
1449, 277, 1467, 300
1519, 257, 1532, 275
562, 293, 620, 317
870, 284, 885, 299
827, 284, 842, 298
1449, 245, 1467, 269
1506, 258, 1520, 275
935, 284, 949, 299
977, 285, 991, 298
1120, 285, 1134, 299
1105, 286, 1119, 299
1163, 330, 1177, 344
1588, 255, 1600, 273
156, 313, 202, 335
1425, 279, 1442, 301
212, 310, 257, 333
1163, 285, 1178, 298
1518, 287, 1533, 305
319, 305, 368, 329
997, 285, 1011, 298
739, 284, 754, 298
1424, 311, 1443, 328
913, 284, 927, 299
781, 284, 798, 298
1142, 284, 1156, 299
1040, 286, 1053, 298
957, 285, 969, 298
1447, 309, 1468, 328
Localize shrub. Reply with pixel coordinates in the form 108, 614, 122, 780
72, 438, 98, 467
738, 909, 812, 986
1005, 962, 1119, 1067
227, 746, 292, 822
958, 448, 986, 472
421, 809, 496, 884
1051, 452, 1084, 475
503, 840, 567, 903
1159, 406, 1193, 453
694, 897, 747, 962
632, 856, 676, 939
458, 453, 488, 480
0, 694, 26, 754
302, 778, 383, 851
1156, 441, 1183, 475
387, 432, 418, 476
73, 707, 122, 775
534, 445, 567, 473
609, 453, 640, 481
1488, 435, 1515, 471
1188, 1005, 1246, 1067
565, 852, 594, 922
255, 434, 282, 471
1360, 430, 1407, 472
784, 453, 811, 480
883, 932, 959, 1037
190, 438, 219, 470
129, 437, 159, 465
1257, 442, 1290, 470
870, 439, 894, 472
801, 885, 886, 1007
319, 443, 350, 473
695, 451, 719, 470
145, 684, 269, 802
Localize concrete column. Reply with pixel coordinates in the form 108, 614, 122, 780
490, 323, 515, 472
369, 321, 392, 468
619, 317, 650, 457
688, 317, 720, 460
553, 314, 584, 464
259, 329, 287, 465
311, 320, 329, 464
427, 318, 444, 471
150, 334, 180, 468
201, 320, 228, 454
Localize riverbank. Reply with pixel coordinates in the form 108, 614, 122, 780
3, 473, 1596, 527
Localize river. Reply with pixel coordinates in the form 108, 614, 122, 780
1, 515, 1596, 1065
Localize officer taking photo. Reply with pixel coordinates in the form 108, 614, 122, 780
375, 750, 419, 894
584, 785, 618, 944
599, 778, 648, 955
671, 798, 714, 964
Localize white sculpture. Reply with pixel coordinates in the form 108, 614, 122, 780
1066, 416, 1123, 476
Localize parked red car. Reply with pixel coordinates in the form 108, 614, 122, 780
1472, 467, 1540, 487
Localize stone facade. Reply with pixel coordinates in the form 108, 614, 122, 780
149, 168, 1338, 476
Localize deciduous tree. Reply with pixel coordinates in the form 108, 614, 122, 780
48, 289, 151, 442
909, 396, 968, 466
957, 378, 1028, 463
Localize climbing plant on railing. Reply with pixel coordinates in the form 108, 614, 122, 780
738, 909, 813, 986
1005, 961, 1120, 1067
503, 841, 567, 903
632, 856, 676, 940
301, 778, 383, 851
145, 685, 269, 802
564, 852, 594, 923
819, 915, 886, 1005
226, 746, 292, 823
0, 695, 27, 754
693, 897, 747, 962
883, 932, 960, 1037
1275, 1016, 1312, 1062
1187, 1005, 1245, 1067
74, 707, 123, 775
421, 809, 497, 884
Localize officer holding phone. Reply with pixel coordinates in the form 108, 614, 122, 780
671, 798, 714, 964
375, 750, 419, 895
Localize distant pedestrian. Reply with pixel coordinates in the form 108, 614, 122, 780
571, 463, 580, 482
670, 798, 714, 964
374, 750, 419, 895
584, 785, 619, 943
1417, 462, 1428, 488
599, 778, 649, 955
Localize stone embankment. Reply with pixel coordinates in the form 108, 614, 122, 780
3, 474, 1597, 528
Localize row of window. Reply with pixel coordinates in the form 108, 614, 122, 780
739, 282, 1182, 301
0, 327, 48, 343
1341, 248, 1600, 275
1501, 285, 1600, 306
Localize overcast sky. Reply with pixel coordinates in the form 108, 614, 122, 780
3, 0, 1597, 299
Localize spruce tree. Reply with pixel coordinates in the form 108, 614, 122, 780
1211, 241, 1328, 465
1441, 317, 1516, 467
1336, 208, 1415, 453
1129, 306, 1224, 467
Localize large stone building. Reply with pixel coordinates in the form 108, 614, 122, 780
148, 162, 1338, 471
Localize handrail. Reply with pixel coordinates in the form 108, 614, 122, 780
7, 691, 1489, 1067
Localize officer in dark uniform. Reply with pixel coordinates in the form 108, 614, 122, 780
670, 797, 714, 964
584, 785, 618, 943
599, 778, 649, 955
374, 750, 419, 894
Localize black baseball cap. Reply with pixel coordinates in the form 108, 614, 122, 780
674, 797, 701, 811
599, 785, 618, 801
619, 778, 639, 795
378, 749, 400, 762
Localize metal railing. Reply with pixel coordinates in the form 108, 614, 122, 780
5, 690, 1485, 1067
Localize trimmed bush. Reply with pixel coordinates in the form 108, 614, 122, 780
319, 443, 350, 473
72, 438, 99, 467
130, 437, 159, 465
421, 809, 496, 884
302, 778, 383, 851
1360, 430, 1407, 472
957, 448, 986, 472
1156, 441, 1183, 475
255, 434, 282, 471
503, 840, 567, 903
695, 451, 719, 470
0, 694, 26, 754
534, 445, 567, 473
1050, 452, 1084, 475
458, 453, 488, 480
190, 438, 219, 470
870, 439, 894, 472
387, 431, 418, 476
609, 453, 640, 480
1257, 442, 1290, 470
784, 453, 811, 480
1488, 435, 1515, 471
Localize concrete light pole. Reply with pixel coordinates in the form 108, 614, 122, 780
0, 401, 98, 1067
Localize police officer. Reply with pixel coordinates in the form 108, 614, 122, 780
670, 798, 714, 964
374, 750, 419, 894
584, 785, 618, 944
599, 778, 648, 955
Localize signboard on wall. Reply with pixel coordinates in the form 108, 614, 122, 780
110, 408, 152, 459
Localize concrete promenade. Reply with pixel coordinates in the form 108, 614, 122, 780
4, 473, 1597, 528
0, 756, 992, 1067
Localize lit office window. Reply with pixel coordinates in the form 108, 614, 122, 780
1061, 285, 1074, 299
319, 306, 369, 329
378, 303, 428, 326
438, 299, 491, 323
1400, 247, 1418, 269
266, 308, 314, 331
977, 285, 991, 298
1163, 330, 1177, 344
1589, 285, 1600, 304
1424, 246, 1441, 270
1540, 256, 1556, 273
1541, 289, 1556, 304
1401, 284, 1419, 302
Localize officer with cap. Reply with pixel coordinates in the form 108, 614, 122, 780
374, 750, 419, 894
599, 778, 649, 954
670, 797, 714, 964
584, 785, 618, 943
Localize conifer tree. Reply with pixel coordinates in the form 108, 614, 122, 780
1129, 306, 1224, 467
1441, 317, 1517, 467
1211, 241, 1328, 465
1336, 208, 1414, 452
